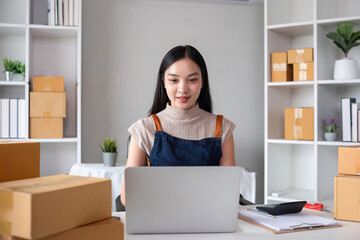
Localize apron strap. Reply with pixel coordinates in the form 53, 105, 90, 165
150, 114, 163, 131
215, 115, 223, 138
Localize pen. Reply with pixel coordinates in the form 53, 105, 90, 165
247, 208, 276, 218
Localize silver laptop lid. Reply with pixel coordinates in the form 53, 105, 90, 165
125, 166, 241, 234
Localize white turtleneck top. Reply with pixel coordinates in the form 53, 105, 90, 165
128, 103, 236, 156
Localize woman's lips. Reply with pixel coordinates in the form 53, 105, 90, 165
177, 96, 189, 103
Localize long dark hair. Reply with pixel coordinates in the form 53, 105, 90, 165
149, 45, 213, 114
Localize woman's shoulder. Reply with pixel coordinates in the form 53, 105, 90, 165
129, 116, 156, 132
201, 109, 235, 127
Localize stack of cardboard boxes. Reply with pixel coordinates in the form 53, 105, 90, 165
271, 48, 314, 82
30, 76, 66, 138
0, 175, 124, 240
0, 141, 40, 183
271, 48, 315, 141
335, 146, 360, 222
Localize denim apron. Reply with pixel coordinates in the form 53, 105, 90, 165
148, 114, 223, 166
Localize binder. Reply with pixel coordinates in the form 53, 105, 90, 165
10, 99, 18, 138
18, 99, 26, 139
238, 208, 340, 234
1, 99, 10, 139
341, 97, 356, 142
352, 103, 360, 142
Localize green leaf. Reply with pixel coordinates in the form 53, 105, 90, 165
101, 137, 118, 152
333, 41, 347, 55
326, 32, 346, 49
345, 42, 360, 54
349, 31, 360, 44
337, 22, 353, 41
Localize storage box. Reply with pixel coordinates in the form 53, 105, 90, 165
1, 218, 124, 240
0, 174, 111, 239
0, 141, 40, 183
30, 118, 63, 138
30, 92, 66, 118
293, 62, 314, 81
271, 52, 293, 82
287, 48, 313, 64
284, 107, 314, 140
33, 76, 64, 92
334, 175, 360, 222
338, 146, 360, 175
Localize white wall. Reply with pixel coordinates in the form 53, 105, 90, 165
82, 0, 264, 203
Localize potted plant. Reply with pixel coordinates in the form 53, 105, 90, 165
326, 22, 360, 80
2, 57, 15, 81
13, 60, 25, 81
322, 115, 340, 141
100, 138, 118, 167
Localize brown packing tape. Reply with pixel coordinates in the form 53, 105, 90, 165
294, 108, 303, 140
0, 190, 12, 235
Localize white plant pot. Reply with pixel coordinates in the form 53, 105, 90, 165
333, 58, 359, 80
102, 152, 118, 167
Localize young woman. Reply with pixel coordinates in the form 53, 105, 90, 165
120, 45, 235, 206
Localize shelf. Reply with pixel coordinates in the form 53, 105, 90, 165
29, 25, 78, 38
317, 16, 360, 26
267, 188, 315, 202
317, 141, 360, 146
317, 79, 360, 87
29, 138, 78, 143
267, 81, 314, 87
0, 23, 26, 36
267, 22, 313, 37
267, 139, 314, 145
0, 81, 26, 86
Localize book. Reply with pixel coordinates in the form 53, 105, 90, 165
351, 102, 360, 142
69, 0, 74, 25
74, 0, 79, 26
48, 0, 55, 25
64, 0, 69, 26
54, 0, 58, 25
1, 99, 10, 139
10, 99, 18, 138
18, 99, 26, 139
58, 0, 63, 26
32, 0, 48, 25
341, 97, 356, 142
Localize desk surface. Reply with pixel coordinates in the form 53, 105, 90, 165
113, 206, 360, 240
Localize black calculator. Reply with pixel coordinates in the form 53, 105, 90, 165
256, 201, 307, 216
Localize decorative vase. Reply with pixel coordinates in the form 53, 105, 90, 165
102, 152, 118, 167
324, 132, 337, 141
333, 58, 359, 80
5, 71, 13, 81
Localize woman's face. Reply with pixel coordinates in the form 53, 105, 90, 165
163, 58, 203, 110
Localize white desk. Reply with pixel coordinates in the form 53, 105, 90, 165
69, 163, 125, 211
112, 206, 360, 240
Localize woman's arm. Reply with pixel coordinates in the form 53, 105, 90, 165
120, 136, 147, 206
219, 134, 235, 166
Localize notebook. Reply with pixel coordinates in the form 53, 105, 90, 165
125, 166, 241, 234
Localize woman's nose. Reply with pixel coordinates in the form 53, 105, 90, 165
177, 81, 189, 94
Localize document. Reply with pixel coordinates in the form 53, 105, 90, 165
238, 208, 340, 233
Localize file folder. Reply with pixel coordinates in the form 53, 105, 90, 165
238, 208, 340, 234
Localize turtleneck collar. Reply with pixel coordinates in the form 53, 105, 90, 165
163, 103, 203, 120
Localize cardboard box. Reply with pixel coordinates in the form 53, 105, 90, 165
293, 62, 314, 81
0, 141, 40, 182
30, 118, 63, 138
271, 52, 293, 82
284, 107, 314, 140
334, 175, 360, 222
338, 146, 360, 175
0, 218, 124, 240
0, 174, 111, 239
33, 76, 64, 92
30, 92, 66, 118
287, 48, 313, 64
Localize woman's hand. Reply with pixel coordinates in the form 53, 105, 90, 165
120, 136, 147, 206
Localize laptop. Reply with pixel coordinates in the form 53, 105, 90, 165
125, 166, 241, 234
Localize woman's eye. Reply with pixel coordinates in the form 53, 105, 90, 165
189, 78, 198, 82
168, 79, 177, 83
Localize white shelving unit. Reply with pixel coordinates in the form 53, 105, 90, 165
0, 0, 82, 175
265, 0, 360, 203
